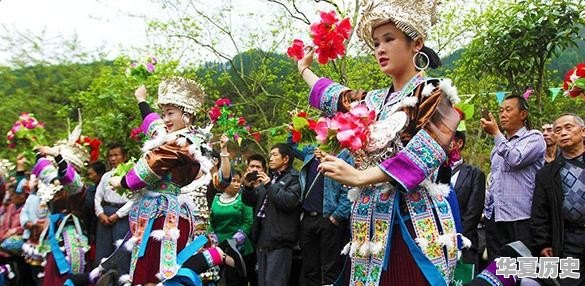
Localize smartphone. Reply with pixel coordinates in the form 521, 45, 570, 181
481, 108, 491, 121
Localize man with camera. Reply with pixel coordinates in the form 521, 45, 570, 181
241, 144, 302, 286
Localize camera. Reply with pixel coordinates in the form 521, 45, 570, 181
245, 171, 259, 182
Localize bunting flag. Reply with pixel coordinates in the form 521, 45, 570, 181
455, 103, 474, 132
549, 87, 562, 101
456, 103, 475, 119
495, 91, 507, 104
457, 120, 467, 131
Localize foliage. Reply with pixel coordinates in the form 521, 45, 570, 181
453, 0, 585, 114
72, 57, 180, 159
0, 0, 583, 174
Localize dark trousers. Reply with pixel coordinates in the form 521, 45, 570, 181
485, 217, 531, 261
219, 253, 257, 286
244, 253, 258, 286
95, 205, 130, 275
257, 248, 292, 286
300, 215, 347, 286
559, 227, 585, 286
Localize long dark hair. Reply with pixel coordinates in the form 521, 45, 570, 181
415, 45, 442, 70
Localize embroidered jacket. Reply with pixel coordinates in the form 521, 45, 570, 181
310, 73, 463, 286
119, 110, 214, 282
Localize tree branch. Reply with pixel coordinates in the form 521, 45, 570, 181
266, 0, 310, 25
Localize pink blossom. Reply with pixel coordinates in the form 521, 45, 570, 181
336, 129, 363, 151
208, 106, 221, 122
11, 123, 22, 134
24, 118, 38, 129
18, 113, 30, 121
314, 118, 332, 142
215, 98, 231, 107
145, 62, 155, 73
349, 104, 376, 125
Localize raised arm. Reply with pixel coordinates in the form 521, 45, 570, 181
297, 48, 320, 89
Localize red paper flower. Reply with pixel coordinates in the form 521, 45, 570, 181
563, 63, 585, 98
237, 116, 247, 126
310, 10, 352, 64
129, 127, 142, 140
287, 39, 305, 61
76, 136, 102, 162
208, 106, 222, 123
215, 98, 232, 107
251, 132, 261, 142
292, 129, 302, 143
307, 119, 317, 130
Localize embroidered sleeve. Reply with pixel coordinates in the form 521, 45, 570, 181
378, 129, 446, 191
377, 77, 461, 192
58, 165, 83, 194
123, 141, 194, 191
309, 78, 365, 116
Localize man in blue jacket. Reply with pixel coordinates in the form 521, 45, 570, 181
290, 138, 353, 286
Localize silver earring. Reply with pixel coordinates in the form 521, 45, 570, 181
413, 51, 429, 71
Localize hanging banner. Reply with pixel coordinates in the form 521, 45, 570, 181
457, 120, 467, 131
549, 87, 562, 102
495, 91, 507, 104
456, 103, 475, 119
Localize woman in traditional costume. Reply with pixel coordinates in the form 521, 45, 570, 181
107, 78, 244, 286
30, 132, 91, 286
296, 0, 464, 285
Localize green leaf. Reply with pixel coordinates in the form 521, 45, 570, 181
292, 117, 309, 130
574, 78, 585, 89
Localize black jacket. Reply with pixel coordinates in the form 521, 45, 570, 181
531, 156, 566, 258
241, 168, 301, 250
453, 163, 486, 261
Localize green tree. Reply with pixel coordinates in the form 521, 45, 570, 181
454, 0, 584, 116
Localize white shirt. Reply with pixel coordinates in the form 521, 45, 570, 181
450, 159, 464, 187
94, 171, 133, 218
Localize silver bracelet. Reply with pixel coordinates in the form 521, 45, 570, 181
220, 152, 230, 157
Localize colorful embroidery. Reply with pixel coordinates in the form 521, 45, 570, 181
316, 73, 457, 286
406, 187, 458, 283
320, 83, 348, 116
147, 119, 166, 138
350, 187, 396, 286
134, 157, 161, 185
431, 195, 458, 281
403, 130, 446, 178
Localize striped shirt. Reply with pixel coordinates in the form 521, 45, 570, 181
484, 127, 545, 222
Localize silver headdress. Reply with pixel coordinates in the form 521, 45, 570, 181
157, 77, 206, 115
356, 0, 440, 49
